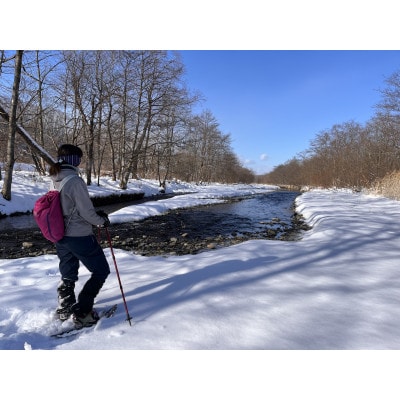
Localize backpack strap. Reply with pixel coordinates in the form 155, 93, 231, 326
58, 174, 79, 231
58, 174, 78, 192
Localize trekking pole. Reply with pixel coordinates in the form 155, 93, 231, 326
104, 227, 133, 326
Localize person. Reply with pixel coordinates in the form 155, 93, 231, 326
49, 144, 111, 328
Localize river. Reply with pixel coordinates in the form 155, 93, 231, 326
0, 190, 309, 259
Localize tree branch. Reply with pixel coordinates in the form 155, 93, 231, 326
0, 102, 56, 167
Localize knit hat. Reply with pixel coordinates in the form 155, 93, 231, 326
57, 144, 83, 167
59, 154, 81, 167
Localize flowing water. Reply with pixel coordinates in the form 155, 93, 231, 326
0, 190, 307, 258
0, 190, 299, 233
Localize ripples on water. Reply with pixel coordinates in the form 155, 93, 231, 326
172, 190, 300, 238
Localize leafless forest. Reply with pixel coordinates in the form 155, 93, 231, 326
259, 70, 400, 199
0, 50, 254, 200
1, 50, 400, 201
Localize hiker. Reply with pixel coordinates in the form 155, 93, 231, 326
49, 144, 111, 328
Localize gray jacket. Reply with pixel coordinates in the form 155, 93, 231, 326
51, 165, 106, 237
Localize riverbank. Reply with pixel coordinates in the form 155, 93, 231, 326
0, 193, 309, 259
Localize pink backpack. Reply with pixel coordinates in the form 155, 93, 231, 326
33, 175, 77, 243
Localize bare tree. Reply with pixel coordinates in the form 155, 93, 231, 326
0, 50, 257, 188
62, 51, 111, 185
1, 50, 23, 201
118, 51, 188, 189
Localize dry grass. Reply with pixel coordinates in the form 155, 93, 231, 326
371, 171, 400, 200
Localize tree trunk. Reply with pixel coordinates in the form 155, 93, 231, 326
35, 50, 47, 174
1, 50, 23, 201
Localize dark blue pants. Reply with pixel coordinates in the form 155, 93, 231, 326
56, 235, 110, 313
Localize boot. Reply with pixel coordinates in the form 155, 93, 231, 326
71, 303, 99, 328
56, 279, 76, 321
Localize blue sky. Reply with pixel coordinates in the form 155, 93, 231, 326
6, 3, 400, 175
180, 51, 400, 174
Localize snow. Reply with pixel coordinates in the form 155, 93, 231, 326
1, 166, 399, 397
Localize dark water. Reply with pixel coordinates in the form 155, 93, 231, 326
0, 212, 37, 231
167, 190, 300, 239
206, 190, 297, 231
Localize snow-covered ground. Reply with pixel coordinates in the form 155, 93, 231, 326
1, 166, 399, 397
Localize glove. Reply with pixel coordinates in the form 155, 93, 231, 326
96, 210, 110, 227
